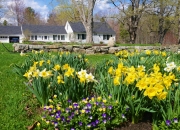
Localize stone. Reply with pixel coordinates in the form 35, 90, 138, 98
86, 49, 95, 54
107, 37, 115, 47
108, 47, 119, 54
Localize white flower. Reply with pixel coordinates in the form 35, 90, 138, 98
164, 66, 172, 72
20, 51, 25, 56
86, 73, 95, 82
77, 69, 87, 77
167, 62, 176, 69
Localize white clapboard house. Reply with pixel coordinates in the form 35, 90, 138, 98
0, 21, 116, 44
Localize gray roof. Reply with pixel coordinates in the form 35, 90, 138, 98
22, 25, 67, 34
69, 22, 116, 34
0, 26, 22, 35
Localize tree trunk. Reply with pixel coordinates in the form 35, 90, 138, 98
84, 24, 93, 43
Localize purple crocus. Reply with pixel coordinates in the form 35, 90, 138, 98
71, 128, 75, 130
174, 118, 178, 123
166, 120, 171, 126
103, 119, 107, 124
102, 113, 106, 118
89, 116, 92, 119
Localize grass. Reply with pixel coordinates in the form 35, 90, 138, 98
116, 43, 161, 46
0, 43, 114, 130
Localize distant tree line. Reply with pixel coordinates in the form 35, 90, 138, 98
1, 0, 180, 44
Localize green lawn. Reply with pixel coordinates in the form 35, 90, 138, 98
0, 43, 114, 130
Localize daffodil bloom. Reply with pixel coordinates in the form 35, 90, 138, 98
23, 71, 32, 79
39, 68, 51, 78
47, 60, 51, 64
114, 76, 120, 86
20, 51, 25, 56
37, 122, 40, 127
86, 73, 95, 82
39, 60, 44, 66
62, 64, 70, 70
145, 50, 151, 55
64, 67, 74, 77
53, 64, 61, 71
32, 69, 40, 78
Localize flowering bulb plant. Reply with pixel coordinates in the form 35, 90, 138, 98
13, 50, 95, 106
37, 95, 127, 130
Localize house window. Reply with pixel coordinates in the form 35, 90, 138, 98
44, 36, 47, 40
31, 35, 34, 40
78, 34, 86, 40
35, 35, 37, 40
42, 36, 43, 40
61, 35, 65, 40
53, 35, 57, 40
103, 35, 112, 40
58, 35, 60, 40
0, 36, 8, 38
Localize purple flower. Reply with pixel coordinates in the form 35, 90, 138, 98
166, 120, 171, 126
68, 99, 72, 103
71, 112, 75, 117
71, 128, 75, 130
102, 113, 106, 118
174, 118, 178, 123
55, 115, 60, 120
61, 116, 65, 122
54, 122, 58, 127
103, 119, 107, 124
73, 103, 79, 108
108, 105, 112, 110
86, 109, 90, 113
126, 107, 129, 111
87, 124, 91, 127
86, 103, 92, 109
89, 116, 92, 119
66, 108, 70, 113
79, 122, 82, 126
108, 116, 111, 120
48, 108, 52, 112
91, 122, 96, 127
122, 114, 125, 119
95, 119, 99, 124
96, 102, 99, 105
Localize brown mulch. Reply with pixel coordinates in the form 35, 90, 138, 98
114, 121, 152, 130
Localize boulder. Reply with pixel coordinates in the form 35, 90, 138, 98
107, 37, 115, 47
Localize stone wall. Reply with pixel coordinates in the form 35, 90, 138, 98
13, 43, 180, 54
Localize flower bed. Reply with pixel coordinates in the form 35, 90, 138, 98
13, 49, 180, 129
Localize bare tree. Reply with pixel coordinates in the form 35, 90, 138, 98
8, 0, 25, 26
72, 0, 96, 43
110, 0, 152, 44
176, 0, 180, 44
151, 0, 176, 44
